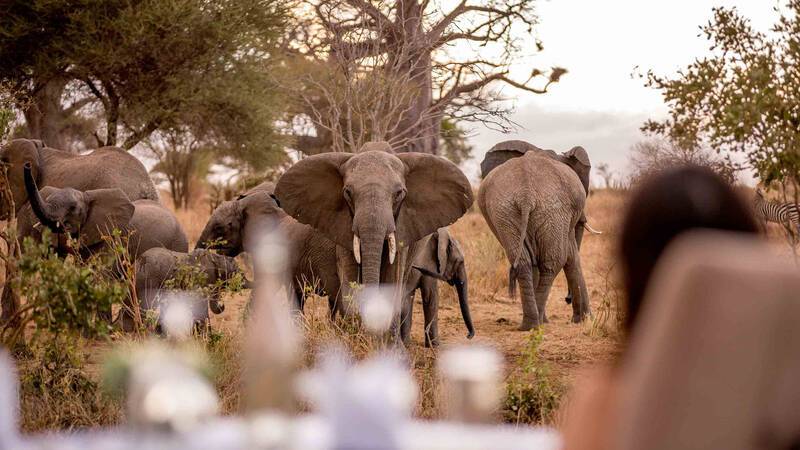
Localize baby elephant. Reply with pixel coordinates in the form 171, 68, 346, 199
21, 163, 188, 258
402, 228, 474, 347
122, 248, 249, 332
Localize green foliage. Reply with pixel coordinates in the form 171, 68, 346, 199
162, 257, 245, 299
643, 2, 800, 187
12, 230, 127, 339
0, 0, 290, 158
503, 330, 563, 424
440, 118, 473, 165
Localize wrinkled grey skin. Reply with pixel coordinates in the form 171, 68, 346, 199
124, 248, 248, 332
196, 182, 341, 315
403, 228, 474, 347
481, 140, 592, 305
479, 151, 591, 330
1, 139, 158, 322
275, 142, 473, 341
20, 164, 188, 259
0, 139, 157, 219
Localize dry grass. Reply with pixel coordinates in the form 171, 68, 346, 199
14, 188, 629, 432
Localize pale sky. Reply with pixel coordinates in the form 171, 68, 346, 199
463, 0, 781, 183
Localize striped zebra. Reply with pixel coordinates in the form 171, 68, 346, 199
753, 189, 800, 234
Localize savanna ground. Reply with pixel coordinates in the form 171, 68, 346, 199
14, 188, 628, 432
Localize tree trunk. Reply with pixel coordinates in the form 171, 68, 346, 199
22, 75, 69, 150
391, 2, 439, 155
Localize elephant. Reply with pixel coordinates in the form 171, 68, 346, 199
195, 181, 342, 315
478, 147, 591, 330
21, 163, 188, 259
124, 247, 249, 332
0, 138, 158, 323
481, 140, 600, 305
0, 138, 157, 220
403, 227, 474, 347
274, 142, 473, 342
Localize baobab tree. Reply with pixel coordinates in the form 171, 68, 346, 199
288, 0, 565, 155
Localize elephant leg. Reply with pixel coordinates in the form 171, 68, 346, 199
420, 277, 439, 347
535, 271, 557, 324
565, 248, 591, 323
516, 261, 541, 331
400, 289, 414, 346
565, 219, 586, 305
327, 283, 341, 321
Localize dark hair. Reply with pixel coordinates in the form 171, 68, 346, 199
619, 165, 758, 334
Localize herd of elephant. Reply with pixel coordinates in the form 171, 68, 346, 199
0, 137, 598, 345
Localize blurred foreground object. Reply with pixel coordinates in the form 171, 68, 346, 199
616, 231, 800, 450
439, 345, 503, 423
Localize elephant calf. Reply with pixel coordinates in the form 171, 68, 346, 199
123, 248, 248, 332
196, 182, 342, 316
20, 163, 188, 259
403, 228, 474, 347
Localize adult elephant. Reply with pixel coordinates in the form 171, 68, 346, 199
21, 164, 188, 259
196, 181, 341, 315
481, 140, 599, 305
0, 139, 158, 219
479, 146, 591, 330
0, 138, 158, 324
274, 142, 473, 341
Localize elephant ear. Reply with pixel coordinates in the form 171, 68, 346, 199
436, 228, 450, 275
480, 140, 546, 178
83, 188, 135, 246
274, 152, 354, 247
396, 153, 473, 245
562, 146, 591, 194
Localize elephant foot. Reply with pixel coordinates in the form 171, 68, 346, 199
572, 312, 589, 323
518, 317, 541, 331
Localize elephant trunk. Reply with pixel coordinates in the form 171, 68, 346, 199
454, 265, 475, 339
353, 192, 395, 286
23, 162, 62, 232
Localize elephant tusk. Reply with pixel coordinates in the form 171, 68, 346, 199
584, 222, 603, 235
388, 232, 396, 265
353, 234, 362, 264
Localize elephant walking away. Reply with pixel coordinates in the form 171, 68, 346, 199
21, 163, 188, 259
196, 182, 342, 316
481, 140, 600, 306
403, 228, 474, 347
274, 142, 473, 340
479, 148, 591, 330
123, 248, 249, 332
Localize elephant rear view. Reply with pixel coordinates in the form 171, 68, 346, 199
479, 151, 591, 330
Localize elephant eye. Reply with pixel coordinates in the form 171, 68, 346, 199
343, 186, 354, 203
394, 188, 406, 202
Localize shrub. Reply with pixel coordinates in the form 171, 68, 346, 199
503, 330, 563, 424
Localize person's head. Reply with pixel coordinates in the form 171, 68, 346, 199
620, 165, 758, 334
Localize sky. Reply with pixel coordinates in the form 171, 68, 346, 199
461, 0, 782, 183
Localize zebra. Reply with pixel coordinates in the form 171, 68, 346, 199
753, 189, 800, 235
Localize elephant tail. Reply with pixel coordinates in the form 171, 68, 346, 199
508, 266, 517, 299
508, 202, 533, 300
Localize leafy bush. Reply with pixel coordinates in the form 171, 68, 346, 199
9, 230, 127, 340
503, 330, 563, 424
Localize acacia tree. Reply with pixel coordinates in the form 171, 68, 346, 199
643, 2, 800, 200
288, 0, 564, 155
0, 0, 288, 151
